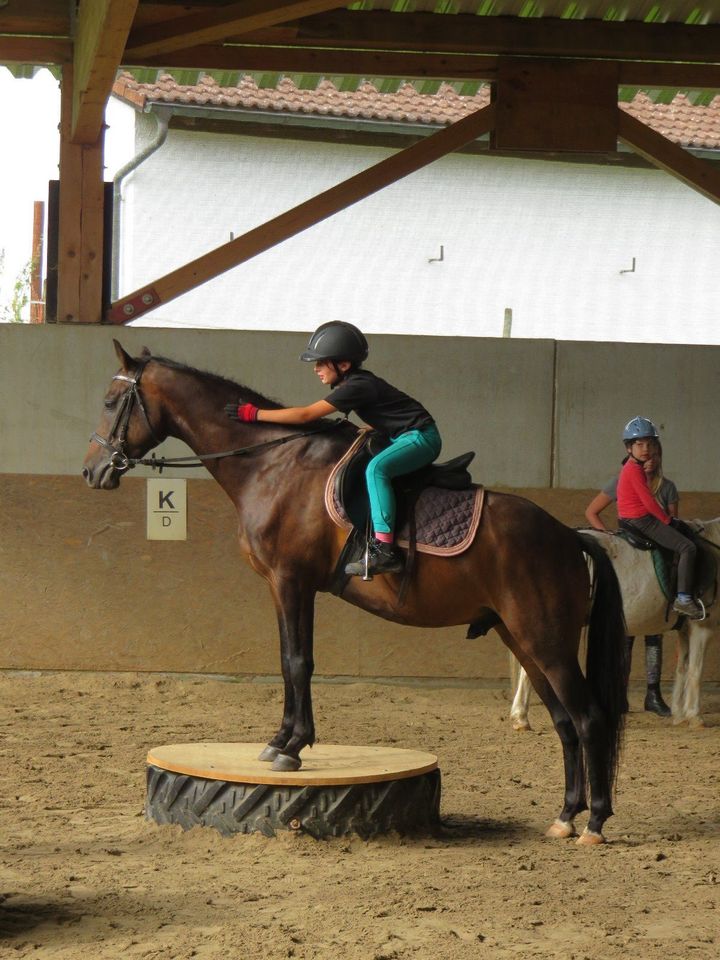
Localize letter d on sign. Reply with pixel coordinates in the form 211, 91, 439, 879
147, 478, 187, 541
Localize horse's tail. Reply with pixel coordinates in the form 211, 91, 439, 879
577, 531, 627, 795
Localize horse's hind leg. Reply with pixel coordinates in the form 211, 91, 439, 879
671, 625, 690, 724
678, 622, 711, 727
541, 660, 617, 843
509, 660, 533, 731
497, 627, 587, 838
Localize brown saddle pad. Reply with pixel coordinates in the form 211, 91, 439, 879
325, 433, 484, 557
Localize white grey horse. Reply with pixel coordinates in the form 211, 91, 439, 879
510, 519, 719, 730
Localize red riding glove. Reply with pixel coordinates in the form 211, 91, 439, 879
224, 402, 259, 422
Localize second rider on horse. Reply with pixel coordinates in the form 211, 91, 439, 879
225, 321, 442, 576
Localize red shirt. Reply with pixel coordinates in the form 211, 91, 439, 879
616, 458, 670, 524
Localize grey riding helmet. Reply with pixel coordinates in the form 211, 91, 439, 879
300, 321, 369, 365
623, 416, 660, 442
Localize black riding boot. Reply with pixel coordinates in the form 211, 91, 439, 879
643, 636, 671, 717
345, 539, 403, 577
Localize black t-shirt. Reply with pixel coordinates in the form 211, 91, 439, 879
325, 369, 434, 438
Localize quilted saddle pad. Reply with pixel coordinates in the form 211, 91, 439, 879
324, 436, 484, 558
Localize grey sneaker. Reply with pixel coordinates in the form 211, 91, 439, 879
345, 540, 403, 577
672, 596, 705, 620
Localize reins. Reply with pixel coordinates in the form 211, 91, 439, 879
92, 358, 349, 475
129, 420, 347, 473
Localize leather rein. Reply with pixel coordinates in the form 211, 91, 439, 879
91, 359, 346, 475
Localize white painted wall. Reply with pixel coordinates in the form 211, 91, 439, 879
117, 117, 720, 345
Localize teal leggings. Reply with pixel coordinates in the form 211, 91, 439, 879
366, 423, 442, 535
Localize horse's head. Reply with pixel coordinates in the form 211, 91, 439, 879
82, 340, 166, 489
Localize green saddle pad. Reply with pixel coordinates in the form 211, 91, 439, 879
651, 548, 674, 602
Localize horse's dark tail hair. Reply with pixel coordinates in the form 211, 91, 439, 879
578, 531, 627, 797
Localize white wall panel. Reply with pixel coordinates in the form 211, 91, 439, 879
118, 127, 720, 345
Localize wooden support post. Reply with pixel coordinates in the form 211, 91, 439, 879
57, 64, 106, 324
109, 103, 496, 323
618, 110, 720, 206
30, 201, 45, 324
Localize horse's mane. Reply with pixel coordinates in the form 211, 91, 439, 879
150, 354, 284, 410
148, 353, 356, 442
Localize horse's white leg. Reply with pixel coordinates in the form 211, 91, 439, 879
683, 623, 712, 728
671, 625, 690, 724
510, 661, 532, 731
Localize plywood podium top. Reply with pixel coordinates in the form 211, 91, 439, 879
147, 742, 438, 786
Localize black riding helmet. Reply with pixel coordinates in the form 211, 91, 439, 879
300, 321, 369, 365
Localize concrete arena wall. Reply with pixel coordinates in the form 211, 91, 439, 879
0, 325, 718, 681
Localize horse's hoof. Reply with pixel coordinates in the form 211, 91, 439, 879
257, 745, 281, 762
512, 719, 532, 732
687, 715, 707, 729
271, 753, 302, 772
545, 818, 576, 839
576, 827, 605, 846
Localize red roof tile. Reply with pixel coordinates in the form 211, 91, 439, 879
112, 73, 720, 151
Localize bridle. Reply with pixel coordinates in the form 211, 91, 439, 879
91, 358, 348, 475
91, 359, 161, 474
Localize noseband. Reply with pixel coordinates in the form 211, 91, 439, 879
90, 360, 161, 473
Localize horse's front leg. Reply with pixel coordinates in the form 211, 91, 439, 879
260, 579, 316, 772
257, 644, 296, 762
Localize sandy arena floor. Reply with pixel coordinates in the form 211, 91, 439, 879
0, 672, 718, 959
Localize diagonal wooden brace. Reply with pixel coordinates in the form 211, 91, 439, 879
618, 109, 720, 206
107, 103, 496, 324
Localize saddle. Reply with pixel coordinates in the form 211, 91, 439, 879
334, 430, 476, 533
325, 430, 484, 596
617, 520, 717, 607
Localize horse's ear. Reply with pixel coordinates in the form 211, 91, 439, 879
140, 345, 152, 358
113, 339, 134, 370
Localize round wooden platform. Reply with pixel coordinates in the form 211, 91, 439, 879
146, 743, 441, 838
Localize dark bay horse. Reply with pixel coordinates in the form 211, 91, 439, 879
83, 342, 627, 844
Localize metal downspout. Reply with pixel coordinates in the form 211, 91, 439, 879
111, 106, 171, 302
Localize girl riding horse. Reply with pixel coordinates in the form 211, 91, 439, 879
226, 322, 442, 577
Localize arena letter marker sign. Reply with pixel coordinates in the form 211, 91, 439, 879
147, 478, 187, 541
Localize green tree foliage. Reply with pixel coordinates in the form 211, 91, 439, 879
0, 249, 34, 323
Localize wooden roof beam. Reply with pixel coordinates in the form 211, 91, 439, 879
267, 11, 720, 64
131, 44, 720, 90
0, 36, 71, 64
0, 0, 70, 37
124, 1, 346, 61
618, 110, 720, 206
133, 45, 501, 83
72, 0, 139, 144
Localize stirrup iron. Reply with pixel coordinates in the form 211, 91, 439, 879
362, 538, 373, 581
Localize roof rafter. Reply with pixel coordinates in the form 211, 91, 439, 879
124, 1, 346, 60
